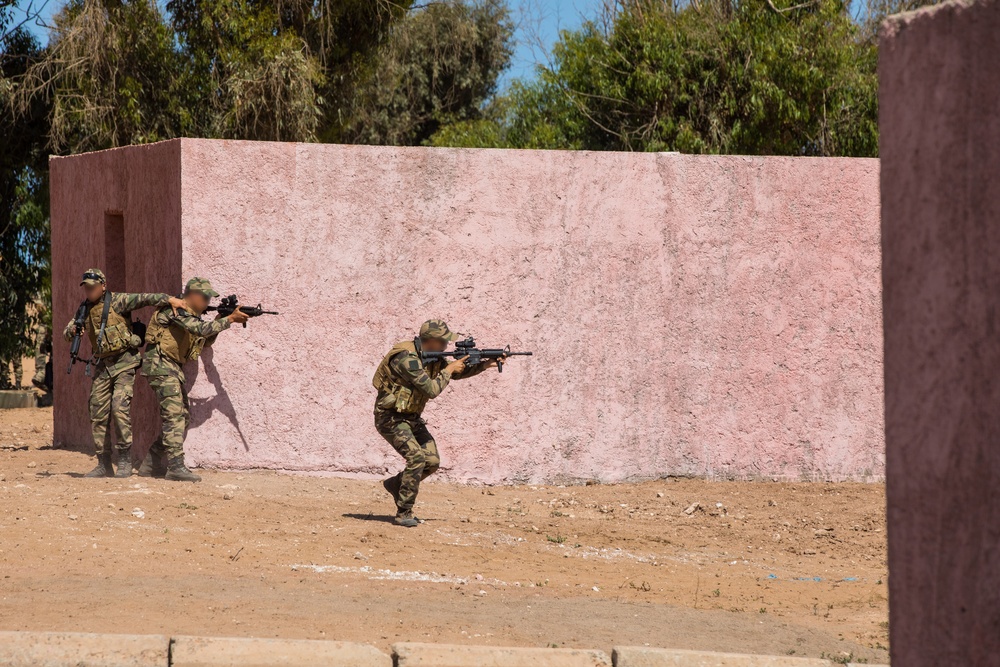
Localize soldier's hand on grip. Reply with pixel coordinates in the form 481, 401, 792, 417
227, 307, 250, 325
446, 355, 470, 375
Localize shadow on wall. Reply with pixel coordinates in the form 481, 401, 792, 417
187, 347, 248, 451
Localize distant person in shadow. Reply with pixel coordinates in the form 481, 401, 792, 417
137, 277, 247, 482
187, 345, 249, 451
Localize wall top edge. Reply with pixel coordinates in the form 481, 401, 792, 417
881, 0, 987, 38
49, 137, 879, 164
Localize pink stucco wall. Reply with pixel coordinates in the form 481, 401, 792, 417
51, 139, 882, 483
881, 0, 1000, 663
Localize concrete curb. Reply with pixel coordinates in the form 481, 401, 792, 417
393, 642, 612, 666
0, 390, 37, 409
170, 635, 391, 666
0, 630, 169, 667
0, 632, 886, 667
612, 647, 832, 666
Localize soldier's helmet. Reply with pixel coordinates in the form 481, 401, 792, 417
419, 319, 458, 341
80, 269, 106, 286
185, 277, 220, 298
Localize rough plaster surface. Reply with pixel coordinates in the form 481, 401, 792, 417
51, 139, 882, 482
880, 0, 1000, 664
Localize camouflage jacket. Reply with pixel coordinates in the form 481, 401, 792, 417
62, 292, 170, 378
141, 308, 230, 382
375, 344, 490, 415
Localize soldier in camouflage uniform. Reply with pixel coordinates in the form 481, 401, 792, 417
62, 269, 185, 478
31, 322, 52, 391
138, 277, 247, 482
373, 319, 508, 527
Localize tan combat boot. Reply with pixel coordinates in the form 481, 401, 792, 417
136, 450, 167, 478
165, 456, 201, 483
83, 452, 113, 478
114, 448, 133, 478
394, 510, 419, 528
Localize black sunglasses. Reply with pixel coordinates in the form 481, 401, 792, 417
82, 272, 105, 283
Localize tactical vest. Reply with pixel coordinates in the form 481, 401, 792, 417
372, 339, 445, 414
145, 307, 206, 364
85, 295, 137, 359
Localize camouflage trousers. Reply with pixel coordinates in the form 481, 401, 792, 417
146, 374, 190, 460
375, 409, 440, 512
89, 366, 135, 456
33, 325, 49, 386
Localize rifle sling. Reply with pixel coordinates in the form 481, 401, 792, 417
95, 291, 112, 356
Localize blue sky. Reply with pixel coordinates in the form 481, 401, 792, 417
6, 0, 604, 89
505, 0, 604, 84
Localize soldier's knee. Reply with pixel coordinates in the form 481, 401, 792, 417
424, 451, 440, 476
404, 445, 426, 472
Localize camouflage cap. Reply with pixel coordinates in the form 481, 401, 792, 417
80, 268, 106, 286
184, 277, 220, 298
419, 319, 458, 341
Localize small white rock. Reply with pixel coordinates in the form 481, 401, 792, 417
223, 492, 234, 500
26, 462, 37, 469
131, 509, 144, 519
68, 514, 78, 521
592, 586, 600, 592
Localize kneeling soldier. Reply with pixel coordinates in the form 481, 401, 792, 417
373, 319, 506, 527
138, 277, 247, 482
62, 269, 184, 477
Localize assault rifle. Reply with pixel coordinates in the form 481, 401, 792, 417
420, 336, 532, 373
66, 301, 92, 376
205, 294, 279, 328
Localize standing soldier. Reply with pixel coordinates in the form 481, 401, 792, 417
31, 301, 52, 391
62, 269, 185, 477
30, 322, 52, 391
372, 319, 508, 527
138, 277, 247, 482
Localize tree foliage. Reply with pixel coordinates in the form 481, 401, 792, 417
344, 0, 514, 146
11, 0, 512, 147
435, 0, 884, 156
1, 25, 50, 366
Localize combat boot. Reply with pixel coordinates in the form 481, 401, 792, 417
165, 456, 201, 483
136, 450, 167, 478
114, 448, 133, 478
394, 510, 419, 528
382, 474, 402, 504
83, 452, 113, 478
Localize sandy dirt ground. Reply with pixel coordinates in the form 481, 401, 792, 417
0, 408, 888, 662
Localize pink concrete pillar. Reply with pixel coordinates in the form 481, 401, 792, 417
50, 141, 183, 454
880, 1, 1000, 663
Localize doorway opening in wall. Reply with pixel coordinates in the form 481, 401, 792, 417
104, 212, 126, 291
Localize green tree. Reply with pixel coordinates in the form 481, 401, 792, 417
1, 25, 50, 376
344, 0, 514, 146
435, 0, 880, 157
16, 0, 183, 152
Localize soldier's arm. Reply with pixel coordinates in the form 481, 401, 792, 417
62, 319, 77, 342
391, 351, 451, 399
168, 310, 231, 338
113, 292, 172, 313
450, 362, 493, 380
